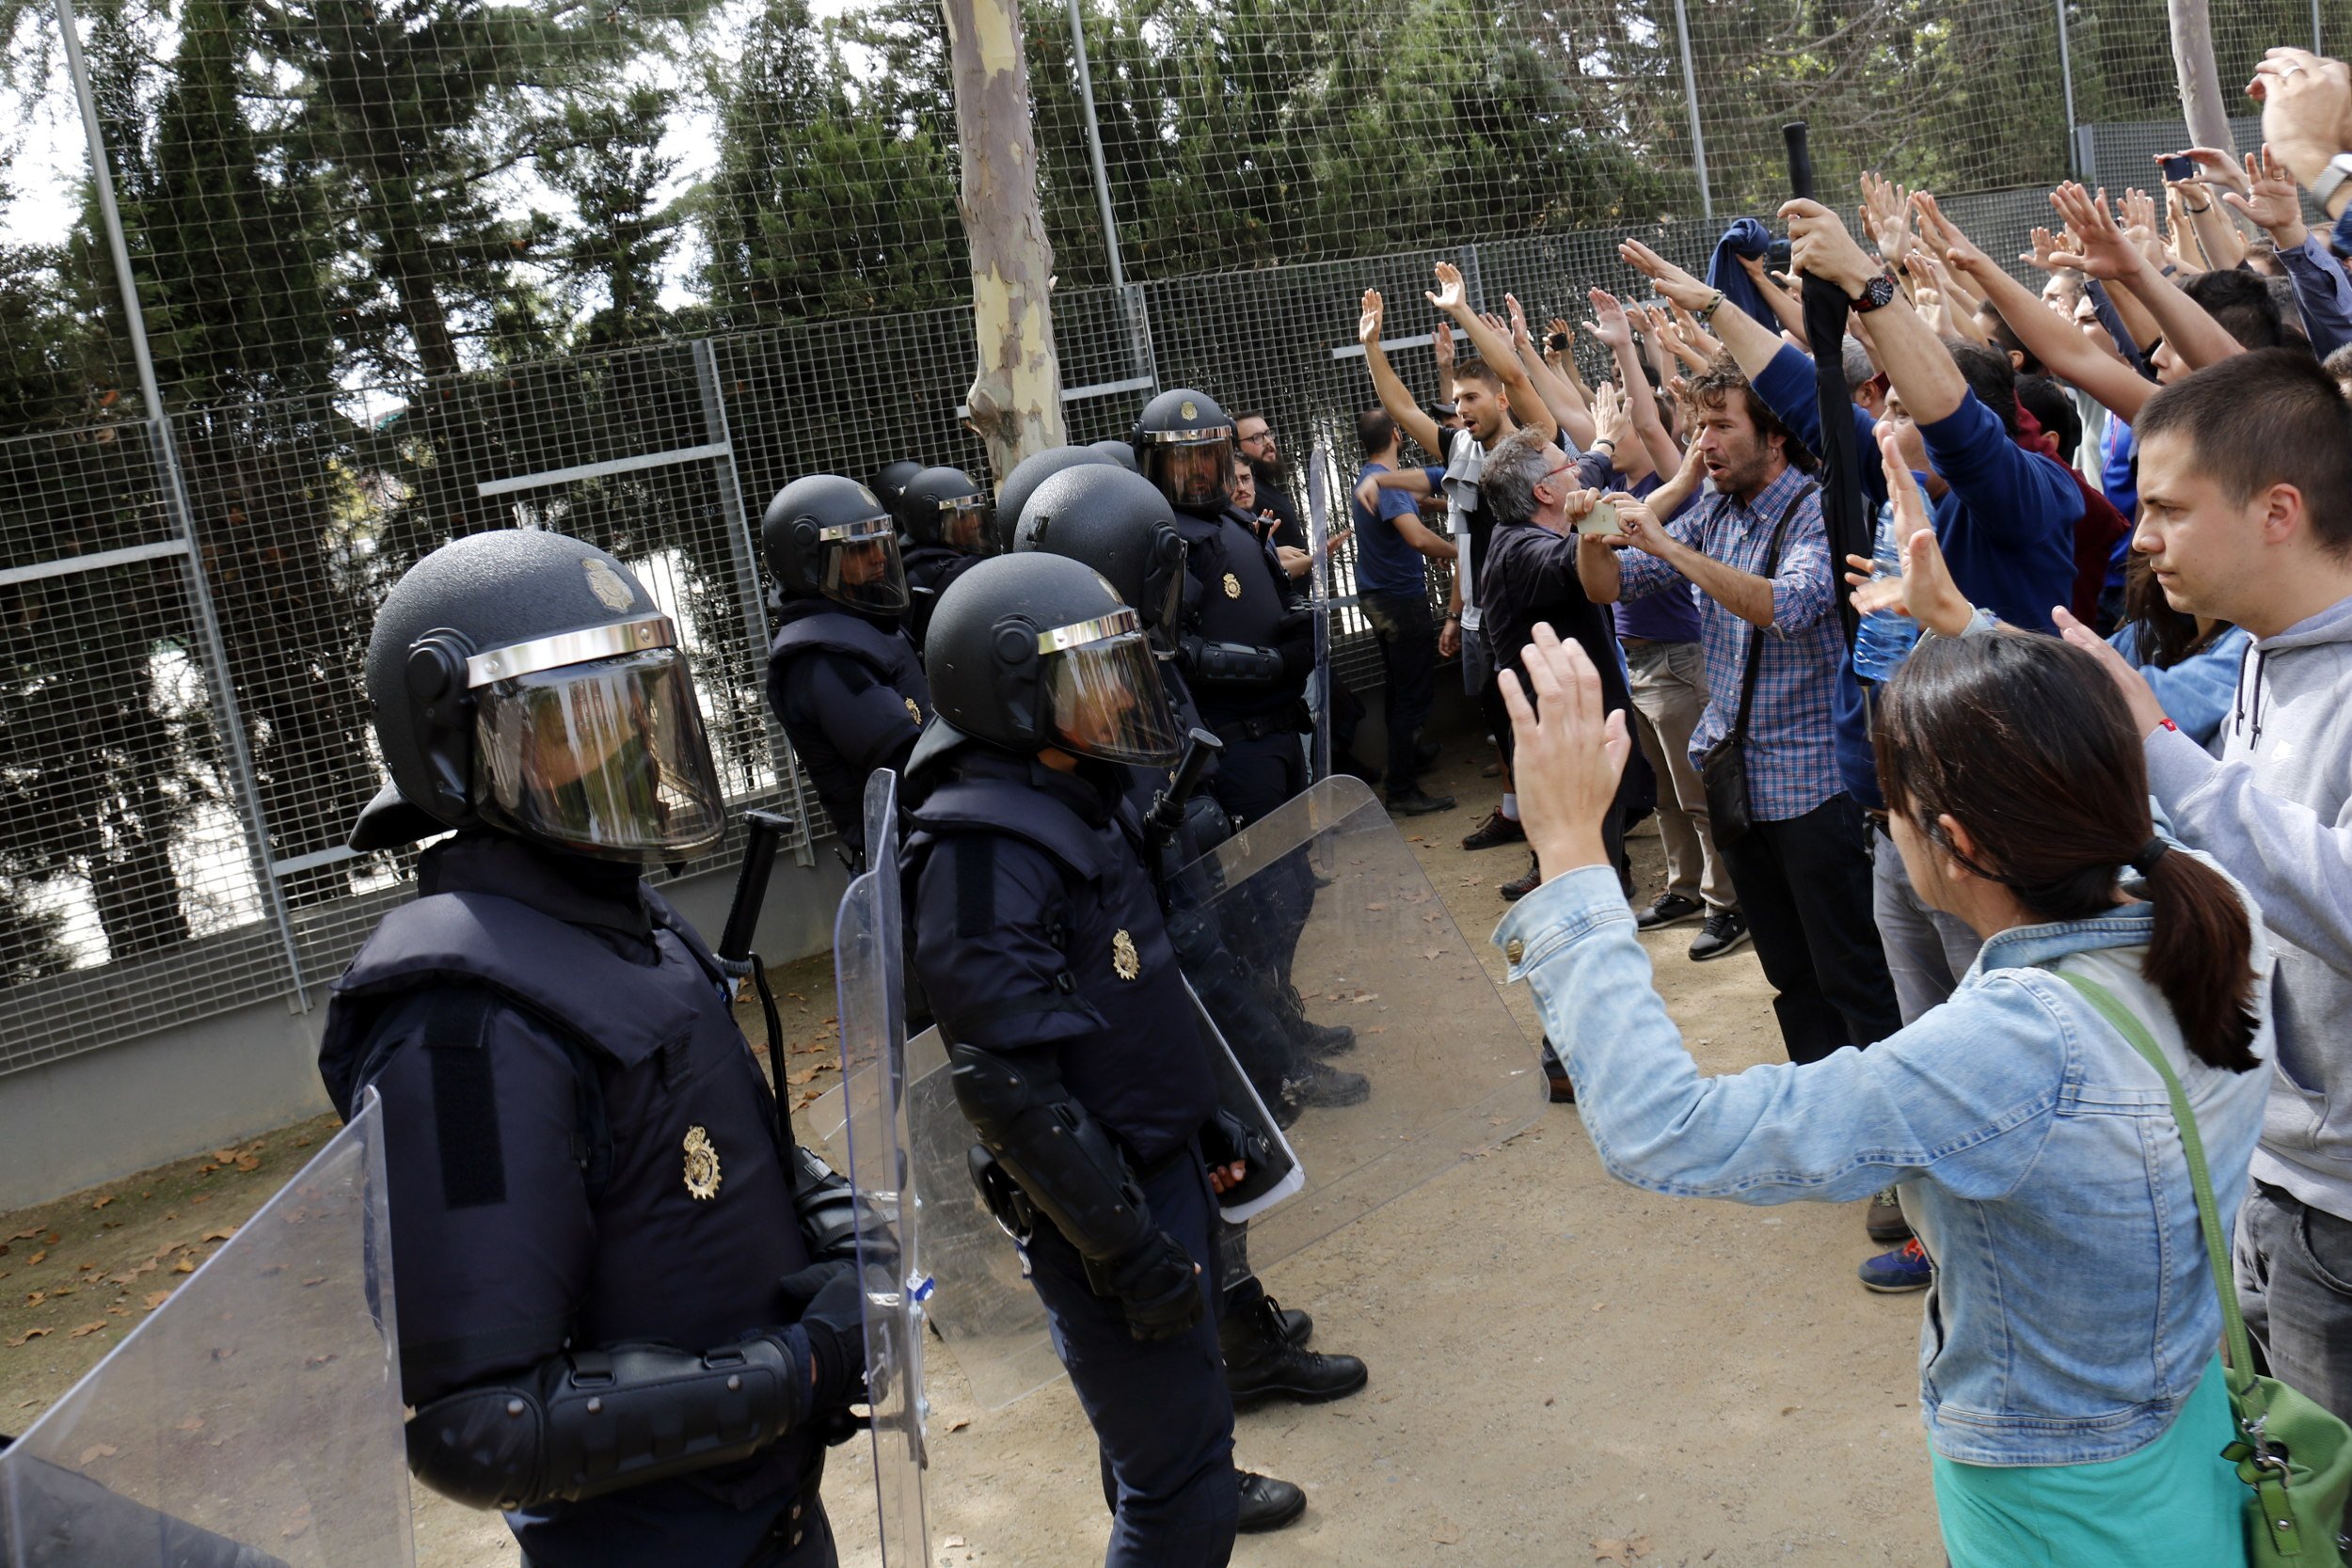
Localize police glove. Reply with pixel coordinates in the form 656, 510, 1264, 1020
1200, 1109, 1274, 1177
1098, 1230, 1204, 1342
781, 1262, 868, 1413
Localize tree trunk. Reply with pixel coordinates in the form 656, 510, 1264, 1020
2169, 0, 2237, 161
941, 0, 1065, 488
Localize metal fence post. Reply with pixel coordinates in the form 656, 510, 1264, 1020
55, 0, 312, 1008
695, 339, 818, 867
2316, 0, 2326, 55
1066, 0, 1128, 293
1671, 0, 1713, 225
2054, 0, 2081, 180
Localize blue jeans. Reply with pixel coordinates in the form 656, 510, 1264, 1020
1025, 1157, 1237, 1568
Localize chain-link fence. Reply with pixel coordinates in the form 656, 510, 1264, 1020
0, 0, 2331, 1072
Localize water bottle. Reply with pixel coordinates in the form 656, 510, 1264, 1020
1851, 501, 1921, 683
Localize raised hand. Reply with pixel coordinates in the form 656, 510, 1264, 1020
1358, 287, 1384, 346
2225, 144, 2310, 239
2045, 183, 2144, 280
2250, 48, 2352, 189
2173, 146, 2252, 199
1591, 380, 1631, 453
1427, 261, 1468, 315
1505, 293, 1533, 343
1617, 238, 1718, 313
1581, 287, 1632, 352
1433, 318, 1455, 373
1780, 198, 1881, 294
1496, 626, 1632, 880
2118, 187, 2167, 271
1843, 425, 1974, 635
2020, 225, 2075, 273
1860, 170, 1915, 269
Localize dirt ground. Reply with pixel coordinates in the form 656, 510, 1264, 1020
0, 736, 1947, 1568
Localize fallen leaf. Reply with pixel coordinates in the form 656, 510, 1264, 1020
301, 1276, 326, 1288
76, 1261, 93, 1273
143, 1291, 170, 1309
946, 1417, 971, 1433
306, 1352, 339, 1368
24, 1291, 42, 1307
292, 1136, 311, 1148
1593, 1537, 1652, 1564
944, 1536, 967, 1548
234, 1156, 260, 1173
1363, 901, 1389, 911
43, 1232, 58, 1245
90, 1196, 112, 1210
77, 1443, 116, 1465
176, 1416, 204, 1432
7, 1229, 36, 1241
211, 1148, 238, 1164
199, 1227, 235, 1243
68, 1322, 105, 1338
172, 1259, 195, 1275
27, 1251, 45, 1266
104, 1306, 127, 1318
7, 1328, 46, 1347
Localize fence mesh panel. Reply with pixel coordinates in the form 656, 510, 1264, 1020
0, 0, 2337, 1070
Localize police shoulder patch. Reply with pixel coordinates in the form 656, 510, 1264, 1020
682, 1125, 722, 1199
1111, 928, 1141, 981
904, 696, 923, 724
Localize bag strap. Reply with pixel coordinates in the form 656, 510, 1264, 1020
1724, 481, 1819, 747
2052, 969, 2267, 1422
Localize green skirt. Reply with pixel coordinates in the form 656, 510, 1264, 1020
1931, 1356, 2249, 1568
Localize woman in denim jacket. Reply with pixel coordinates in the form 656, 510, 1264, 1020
1492, 624, 2273, 1567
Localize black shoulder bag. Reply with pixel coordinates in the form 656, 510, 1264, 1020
1697, 482, 1816, 847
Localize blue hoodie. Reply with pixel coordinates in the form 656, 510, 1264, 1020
1753, 344, 2083, 808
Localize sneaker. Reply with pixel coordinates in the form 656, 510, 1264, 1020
1500, 853, 1541, 902
1859, 1237, 1933, 1293
1867, 1187, 1913, 1243
1387, 785, 1456, 816
1636, 891, 1705, 931
1688, 909, 1750, 961
1236, 1471, 1308, 1533
1461, 810, 1526, 851
1281, 1059, 1371, 1110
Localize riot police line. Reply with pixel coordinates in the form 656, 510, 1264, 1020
0, 391, 1544, 1568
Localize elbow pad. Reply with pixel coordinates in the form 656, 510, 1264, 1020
405, 1335, 810, 1513
946, 1040, 1154, 1264
1179, 635, 1286, 690
790, 1145, 862, 1264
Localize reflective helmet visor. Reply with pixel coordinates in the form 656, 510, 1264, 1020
470, 631, 726, 863
818, 515, 911, 614
1147, 535, 1188, 636
1139, 429, 1237, 514
939, 496, 999, 557
1040, 610, 1183, 768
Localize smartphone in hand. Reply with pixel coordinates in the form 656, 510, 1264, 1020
1574, 500, 1623, 538
2159, 153, 2197, 183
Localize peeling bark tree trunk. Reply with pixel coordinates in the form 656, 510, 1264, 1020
942, 0, 1066, 488
2169, 0, 2237, 163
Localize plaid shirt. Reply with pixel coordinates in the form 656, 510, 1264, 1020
1617, 467, 1845, 822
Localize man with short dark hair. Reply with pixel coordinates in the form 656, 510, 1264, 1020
1579, 356, 1899, 1066
2066, 347, 2352, 1431
1349, 408, 1457, 814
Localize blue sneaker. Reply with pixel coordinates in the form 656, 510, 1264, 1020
1859, 1237, 1932, 1293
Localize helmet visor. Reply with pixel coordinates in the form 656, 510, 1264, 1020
1140, 430, 1237, 514
818, 515, 911, 614
472, 646, 726, 863
1041, 610, 1184, 768
940, 496, 999, 557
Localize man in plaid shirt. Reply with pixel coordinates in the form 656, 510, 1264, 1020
1578, 357, 1899, 1064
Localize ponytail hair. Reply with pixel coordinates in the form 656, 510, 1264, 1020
1874, 633, 2260, 1072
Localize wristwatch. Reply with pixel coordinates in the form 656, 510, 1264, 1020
1850, 271, 1899, 314
2313, 151, 2352, 213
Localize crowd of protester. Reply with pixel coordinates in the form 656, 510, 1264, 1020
1329, 43, 2352, 1568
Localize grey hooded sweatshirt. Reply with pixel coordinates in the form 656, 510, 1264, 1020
2147, 593, 2352, 1216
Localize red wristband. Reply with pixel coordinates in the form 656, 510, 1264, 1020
2156, 719, 2179, 734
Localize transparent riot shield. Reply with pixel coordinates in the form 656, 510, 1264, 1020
906, 772, 1543, 1408
1305, 441, 1334, 784
0, 1093, 412, 1568
830, 768, 930, 1568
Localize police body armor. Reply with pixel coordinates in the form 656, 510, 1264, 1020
319, 876, 821, 1520
901, 546, 980, 656
1172, 512, 1309, 730
765, 599, 930, 853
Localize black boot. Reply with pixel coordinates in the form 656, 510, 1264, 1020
1221, 1295, 1368, 1410
1275, 983, 1356, 1056
1237, 1471, 1307, 1533
1268, 1293, 1312, 1346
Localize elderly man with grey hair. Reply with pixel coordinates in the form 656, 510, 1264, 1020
1841, 336, 1888, 422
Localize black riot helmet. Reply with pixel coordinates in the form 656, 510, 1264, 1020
898, 466, 998, 557
353, 529, 727, 863
919, 553, 1182, 768
761, 474, 910, 616
1088, 439, 1140, 472
991, 445, 1114, 554
1012, 465, 1188, 640
1130, 388, 1237, 518
870, 460, 924, 520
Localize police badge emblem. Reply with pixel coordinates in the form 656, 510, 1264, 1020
904, 696, 922, 724
682, 1125, 722, 1199
1222, 572, 1242, 599
1179, 400, 1198, 420
582, 558, 635, 611
1111, 928, 1141, 980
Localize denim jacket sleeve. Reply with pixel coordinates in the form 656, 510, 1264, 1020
1493, 865, 2066, 1203
2280, 232, 2352, 361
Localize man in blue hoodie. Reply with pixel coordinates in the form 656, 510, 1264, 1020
2066, 348, 2352, 1426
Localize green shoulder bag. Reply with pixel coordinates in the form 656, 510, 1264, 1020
2059, 968, 2352, 1565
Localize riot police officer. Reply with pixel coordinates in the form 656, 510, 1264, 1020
1012, 466, 1371, 1426
893, 464, 996, 653
761, 474, 930, 864
868, 459, 924, 520
1134, 389, 1355, 1073
317, 528, 867, 1568
905, 552, 1281, 1562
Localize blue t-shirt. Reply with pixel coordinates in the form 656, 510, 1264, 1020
1352, 462, 1432, 597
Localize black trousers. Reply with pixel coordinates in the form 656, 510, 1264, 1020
1359, 589, 1437, 792
1717, 792, 1900, 1064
